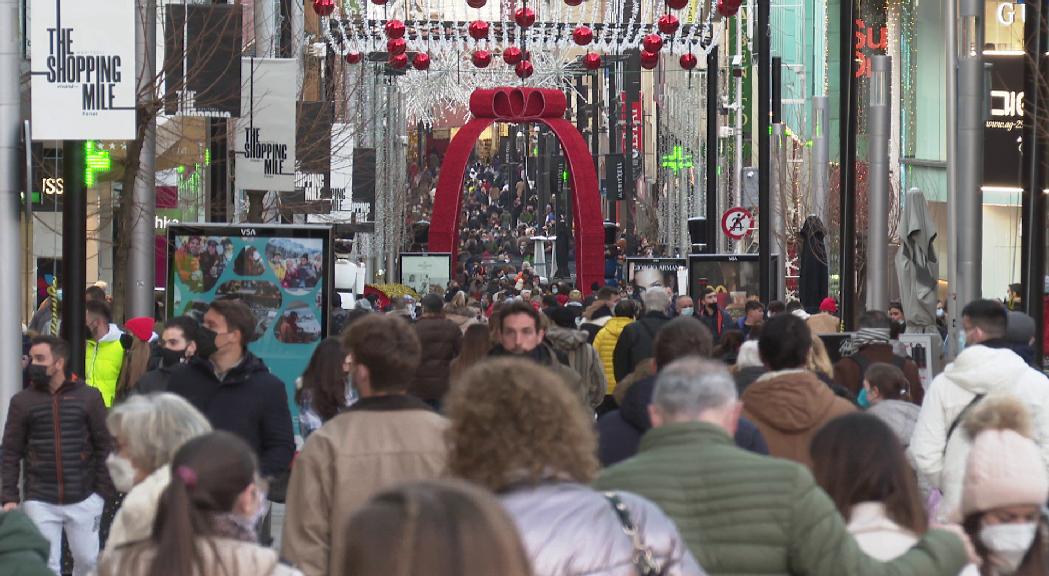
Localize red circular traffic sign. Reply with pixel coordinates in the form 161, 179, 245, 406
721, 207, 754, 240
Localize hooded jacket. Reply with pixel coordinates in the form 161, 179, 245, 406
867, 399, 921, 449
490, 343, 588, 405
413, 315, 463, 401
908, 343, 1049, 522
741, 369, 857, 469
545, 326, 607, 408
0, 510, 51, 576
98, 537, 303, 576
166, 354, 294, 478
85, 323, 125, 407
593, 317, 633, 392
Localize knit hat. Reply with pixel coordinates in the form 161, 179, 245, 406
959, 429, 1049, 518
124, 317, 155, 342
819, 297, 838, 314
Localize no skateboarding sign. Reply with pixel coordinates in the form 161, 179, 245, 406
721, 207, 754, 240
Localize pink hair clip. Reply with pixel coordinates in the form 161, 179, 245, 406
175, 466, 198, 488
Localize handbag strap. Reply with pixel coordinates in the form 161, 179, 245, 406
603, 492, 663, 576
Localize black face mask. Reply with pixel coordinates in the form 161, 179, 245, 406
158, 347, 188, 368
195, 328, 218, 360
26, 365, 50, 387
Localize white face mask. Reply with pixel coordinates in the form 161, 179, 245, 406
680, 307, 694, 317
106, 453, 137, 493
980, 522, 1039, 575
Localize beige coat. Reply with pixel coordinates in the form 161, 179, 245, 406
280, 394, 448, 576
104, 465, 170, 553
98, 536, 302, 576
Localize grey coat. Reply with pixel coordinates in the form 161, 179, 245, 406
867, 399, 921, 448
500, 482, 705, 576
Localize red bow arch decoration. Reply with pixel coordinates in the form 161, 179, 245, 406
429, 87, 604, 294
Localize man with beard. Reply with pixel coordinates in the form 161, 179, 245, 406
697, 287, 732, 343
489, 301, 585, 403
137, 317, 206, 394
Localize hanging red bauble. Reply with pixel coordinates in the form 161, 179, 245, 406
515, 60, 534, 79
583, 52, 602, 70
640, 50, 659, 69
565, 0, 583, 5
514, 7, 536, 28
469, 20, 490, 40
572, 25, 593, 46
371, 0, 387, 5
472, 49, 492, 68
413, 52, 431, 70
665, 0, 688, 9
679, 53, 698, 70
658, 14, 680, 35
344, 51, 363, 64
466, 0, 487, 7
384, 19, 406, 39
389, 53, 409, 69
717, 0, 742, 17
502, 46, 524, 65
387, 38, 407, 55
312, 0, 335, 16
642, 33, 663, 53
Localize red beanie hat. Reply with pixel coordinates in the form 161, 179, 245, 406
124, 316, 155, 342
819, 297, 838, 314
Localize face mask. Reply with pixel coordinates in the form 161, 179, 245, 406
195, 328, 218, 359
680, 307, 694, 317
26, 364, 50, 387
159, 347, 187, 368
936, 308, 945, 318
856, 388, 871, 408
980, 522, 1038, 574
106, 453, 137, 493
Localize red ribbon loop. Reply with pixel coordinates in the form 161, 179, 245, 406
469, 87, 567, 120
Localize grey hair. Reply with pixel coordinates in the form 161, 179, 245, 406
642, 286, 670, 313
106, 393, 212, 474
653, 357, 738, 418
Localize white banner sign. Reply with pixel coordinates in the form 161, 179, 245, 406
30, 0, 136, 140
234, 58, 297, 191
306, 124, 358, 224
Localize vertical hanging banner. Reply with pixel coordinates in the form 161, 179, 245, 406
164, 4, 243, 117
294, 101, 333, 213
30, 0, 136, 140
234, 58, 296, 191
306, 124, 356, 224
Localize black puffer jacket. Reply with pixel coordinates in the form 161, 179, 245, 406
611, 312, 672, 381
413, 315, 463, 401
1, 379, 113, 505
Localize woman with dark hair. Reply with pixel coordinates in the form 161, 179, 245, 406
863, 363, 920, 450
713, 329, 745, 365
810, 413, 927, 560
449, 324, 492, 384
97, 431, 301, 576
296, 338, 356, 441
344, 480, 532, 576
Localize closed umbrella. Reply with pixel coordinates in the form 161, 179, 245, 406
798, 215, 829, 313
894, 188, 939, 333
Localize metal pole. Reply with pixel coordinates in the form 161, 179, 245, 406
811, 96, 829, 221
61, 141, 86, 378
607, 61, 619, 221
772, 123, 785, 301
838, 0, 857, 328
956, 0, 983, 313
255, 0, 276, 57
758, 0, 771, 303
1021, 0, 1046, 364
128, 0, 157, 319
623, 50, 640, 255
945, 0, 960, 357
771, 56, 782, 123
706, 46, 719, 254
0, 0, 23, 431
867, 55, 891, 311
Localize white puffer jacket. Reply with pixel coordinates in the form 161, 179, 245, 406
908, 344, 1049, 522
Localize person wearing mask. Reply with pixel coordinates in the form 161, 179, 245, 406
612, 287, 673, 381
97, 432, 302, 576
166, 299, 295, 483
449, 323, 493, 383
889, 301, 908, 335
862, 363, 920, 449
114, 316, 157, 403
598, 317, 767, 467
1, 336, 114, 576
594, 358, 971, 576
696, 287, 732, 342
85, 300, 125, 407
807, 297, 841, 334
413, 294, 463, 409
910, 299, 1049, 523
295, 338, 357, 442
810, 413, 928, 560
103, 393, 212, 551
834, 310, 923, 404
738, 300, 765, 338
675, 295, 695, 317
445, 358, 704, 575
343, 480, 533, 576
958, 396, 1048, 576
488, 301, 585, 402
282, 315, 448, 576
593, 299, 638, 410
741, 314, 856, 468
544, 307, 607, 411
137, 317, 205, 395
1006, 282, 1024, 311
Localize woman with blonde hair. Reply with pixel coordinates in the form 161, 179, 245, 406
343, 480, 532, 576
445, 358, 703, 575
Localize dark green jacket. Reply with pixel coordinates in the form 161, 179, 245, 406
593, 422, 967, 576
0, 510, 51, 576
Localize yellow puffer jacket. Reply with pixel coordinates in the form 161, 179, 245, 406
85, 324, 125, 407
594, 317, 634, 393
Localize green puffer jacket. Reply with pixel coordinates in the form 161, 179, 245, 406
0, 510, 52, 576
593, 422, 968, 576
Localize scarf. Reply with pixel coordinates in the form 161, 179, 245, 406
839, 328, 891, 357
